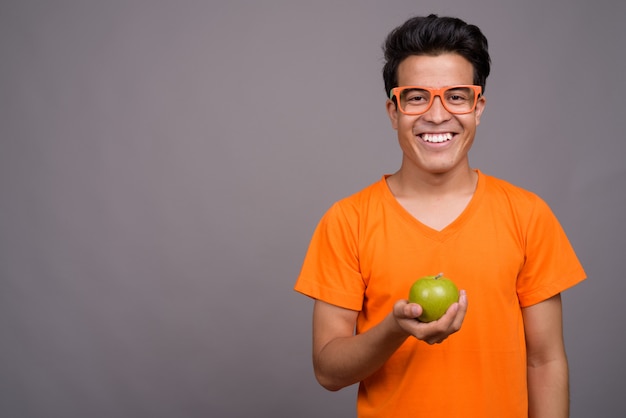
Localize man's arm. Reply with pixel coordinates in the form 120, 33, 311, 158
312, 291, 467, 391
522, 293, 569, 418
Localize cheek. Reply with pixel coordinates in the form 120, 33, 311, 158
397, 116, 418, 132
458, 114, 479, 132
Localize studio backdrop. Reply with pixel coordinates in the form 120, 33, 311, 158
1, 0, 624, 417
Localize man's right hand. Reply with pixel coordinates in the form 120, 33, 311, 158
392, 289, 468, 345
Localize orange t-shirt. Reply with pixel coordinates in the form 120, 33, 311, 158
294, 170, 586, 418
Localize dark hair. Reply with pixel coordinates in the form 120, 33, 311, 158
382, 14, 491, 96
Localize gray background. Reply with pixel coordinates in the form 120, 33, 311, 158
1, 0, 624, 417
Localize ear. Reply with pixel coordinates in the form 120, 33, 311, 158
474, 96, 486, 126
386, 99, 399, 130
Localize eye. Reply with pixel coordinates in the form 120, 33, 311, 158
402, 88, 430, 104
445, 88, 472, 103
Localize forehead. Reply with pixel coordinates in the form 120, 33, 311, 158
397, 53, 475, 87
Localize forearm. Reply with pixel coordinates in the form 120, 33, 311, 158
314, 312, 408, 391
527, 358, 569, 418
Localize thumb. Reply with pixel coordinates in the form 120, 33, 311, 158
393, 299, 422, 319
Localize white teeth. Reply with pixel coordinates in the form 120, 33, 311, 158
421, 133, 453, 143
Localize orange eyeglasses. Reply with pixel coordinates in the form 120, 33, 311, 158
389, 85, 482, 115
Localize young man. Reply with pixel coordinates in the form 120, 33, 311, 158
294, 14, 586, 418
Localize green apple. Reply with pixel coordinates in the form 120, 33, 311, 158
408, 273, 459, 322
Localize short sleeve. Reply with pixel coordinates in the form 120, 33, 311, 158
294, 201, 366, 311
516, 197, 586, 307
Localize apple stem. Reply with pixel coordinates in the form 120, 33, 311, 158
435, 272, 443, 279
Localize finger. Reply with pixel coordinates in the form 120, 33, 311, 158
432, 301, 459, 326
434, 290, 467, 329
450, 290, 468, 330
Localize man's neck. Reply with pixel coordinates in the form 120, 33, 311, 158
387, 164, 478, 200
385, 166, 479, 231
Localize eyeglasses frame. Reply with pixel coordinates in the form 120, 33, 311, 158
389, 85, 483, 115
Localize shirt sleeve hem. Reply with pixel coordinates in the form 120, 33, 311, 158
518, 269, 587, 308
294, 279, 363, 311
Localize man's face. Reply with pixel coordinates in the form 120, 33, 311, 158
386, 53, 486, 177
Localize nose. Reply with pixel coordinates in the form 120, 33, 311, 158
423, 95, 452, 123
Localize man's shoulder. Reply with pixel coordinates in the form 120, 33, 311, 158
335, 176, 388, 206
323, 176, 389, 222
481, 172, 543, 203
477, 172, 561, 227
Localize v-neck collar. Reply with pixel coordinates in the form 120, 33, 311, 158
380, 169, 485, 242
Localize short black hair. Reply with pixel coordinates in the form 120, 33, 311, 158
382, 14, 491, 96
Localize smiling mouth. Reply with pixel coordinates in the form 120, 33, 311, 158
420, 133, 454, 143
